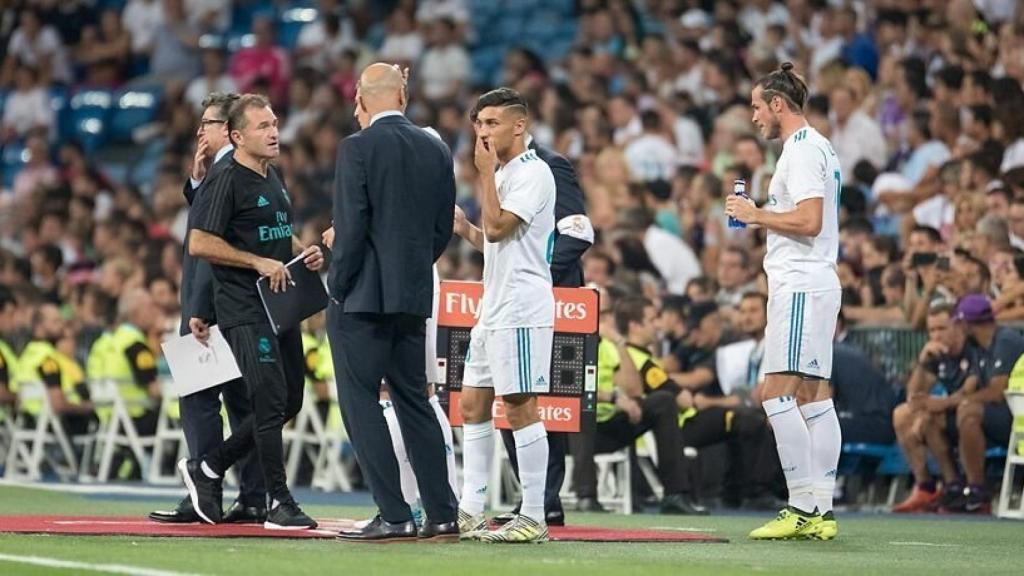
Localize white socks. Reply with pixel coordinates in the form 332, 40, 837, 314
513, 421, 549, 523
429, 394, 459, 497
460, 420, 495, 515
763, 396, 815, 513
800, 399, 842, 514
380, 400, 419, 511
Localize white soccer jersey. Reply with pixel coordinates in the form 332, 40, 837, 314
763, 126, 842, 293
478, 148, 556, 329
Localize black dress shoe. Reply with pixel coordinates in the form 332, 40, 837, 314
660, 493, 709, 516
545, 510, 566, 526
494, 509, 565, 526
149, 497, 200, 523
575, 497, 609, 513
338, 515, 417, 542
491, 511, 517, 526
222, 500, 268, 524
417, 520, 459, 541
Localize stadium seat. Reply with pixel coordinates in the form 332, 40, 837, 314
147, 390, 186, 485
67, 89, 114, 153
278, 7, 318, 50
1, 141, 28, 189
89, 378, 157, 483
3, 381, 86, 482
108, 86, 162, 144
96, 0, 127, 12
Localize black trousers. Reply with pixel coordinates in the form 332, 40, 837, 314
573, 390, 690, 498
678, 406, 780, 500
204, 322, 305, 504
180, 377, 266, 506
327, 303, 457, 525
500, 429, 566, 516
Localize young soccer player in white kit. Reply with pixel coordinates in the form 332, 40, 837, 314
726, 63, 843, 541
453, 88, 555, 543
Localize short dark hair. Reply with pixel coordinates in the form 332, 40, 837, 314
840, 215, 874, 235
0, 283, 14, 310
469, 88, 529, 123
910, 225, 942, 245
987, 187, 1012, 203
967, 104, 993, 127
660, 295, 689, 318
201, 92, 240, 122
614, 296, 652, 336
935, 65, 964, 90
33, 244, 63, 271
587, 249, 616, 277
741, 290, 768, 308
869, 235, 898, 261
962, 254, 991, 286
754, 62, 809, 112
640, 109, 661, 131
227, 93, 271, 140
735, 134, 764, 153
722, 245, 751, 269
966, 69, 992, 93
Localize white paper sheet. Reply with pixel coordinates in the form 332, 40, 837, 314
160, 325, 242, 397
715, 339, 757, 396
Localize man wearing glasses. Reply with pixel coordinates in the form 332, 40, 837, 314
149, 92, 267, 526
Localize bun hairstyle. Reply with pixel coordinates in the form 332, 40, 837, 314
756, 61, 809, 112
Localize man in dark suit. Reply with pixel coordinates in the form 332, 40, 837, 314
149, 92, 266, 525
329, 63, 458, 541
493, 136, 595, 525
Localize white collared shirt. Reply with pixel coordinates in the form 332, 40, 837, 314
369, 110, 404, 126
190, 144, 234, 190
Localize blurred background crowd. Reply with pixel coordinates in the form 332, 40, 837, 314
2, 0, 1024, 513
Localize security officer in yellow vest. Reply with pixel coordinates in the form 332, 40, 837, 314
19, 303, 97, 437
1, 285, 21, 411
87, 288, 163, 478
571, 296, 707, 515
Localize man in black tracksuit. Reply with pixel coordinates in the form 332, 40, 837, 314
494, 137, 593, 525
179, 94, 323, 530
149, 92, 267, 525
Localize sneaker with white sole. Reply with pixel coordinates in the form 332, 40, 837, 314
264, 500, 317, 530
176, 459, 221, 525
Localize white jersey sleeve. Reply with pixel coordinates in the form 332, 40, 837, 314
501, 153, 553, 226
786, 141, 829, 204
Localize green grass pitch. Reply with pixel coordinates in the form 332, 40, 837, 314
1, 486, 1023, 575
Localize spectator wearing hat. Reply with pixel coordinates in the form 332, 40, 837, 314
943, 294, 1022, 513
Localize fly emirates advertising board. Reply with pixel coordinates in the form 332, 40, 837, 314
436, 281, 599, 433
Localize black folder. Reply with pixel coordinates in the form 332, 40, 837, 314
256, 254, 329, 335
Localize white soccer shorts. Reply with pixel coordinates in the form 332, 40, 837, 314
764, 289, 841, 379
462, 326, 553, 396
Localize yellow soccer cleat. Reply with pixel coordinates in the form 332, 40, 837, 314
458, 508, 488, 540
478, 514, 549, 544
749, 507, 821, 540
800, 511, 838, 540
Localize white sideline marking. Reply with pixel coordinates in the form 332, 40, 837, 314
888, 541, 959, 548
53, 521, 153, 526
0, 553, 205, 576
0, 479, 238, 499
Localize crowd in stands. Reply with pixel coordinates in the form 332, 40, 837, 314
2, 0, 1024, 514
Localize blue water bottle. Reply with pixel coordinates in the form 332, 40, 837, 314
728, 179, 748, 229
